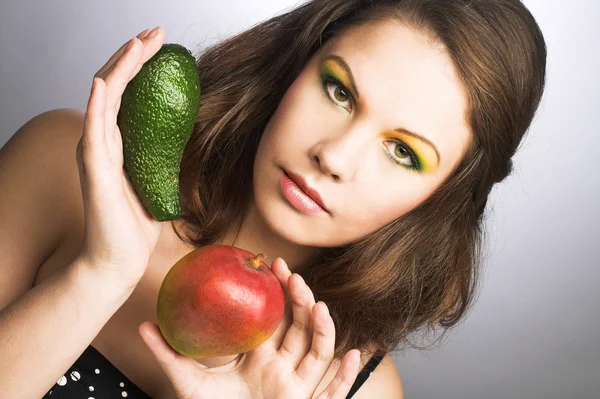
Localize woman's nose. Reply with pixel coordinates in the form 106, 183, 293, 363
309, 125, 368, 182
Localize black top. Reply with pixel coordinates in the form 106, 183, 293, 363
42, 345, 385, 398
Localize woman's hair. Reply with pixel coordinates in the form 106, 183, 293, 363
172, 0, 547, 359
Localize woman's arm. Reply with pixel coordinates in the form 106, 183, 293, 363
0, 27, 168, 398
0, 254, 135, 398
0, 109, 136, 398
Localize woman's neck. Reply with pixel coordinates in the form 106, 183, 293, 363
166, 202, 321, 272
216, 201, 320, 272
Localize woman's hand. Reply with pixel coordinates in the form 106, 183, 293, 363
139, 257, 361, 399
75, 27, 168, 287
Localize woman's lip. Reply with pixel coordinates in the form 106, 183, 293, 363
280, 170, 329, 215
283, 169, 329, 212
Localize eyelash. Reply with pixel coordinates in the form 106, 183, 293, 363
382, 141, 420, 171
320, 74, 354, 111
320, 73, 421, 171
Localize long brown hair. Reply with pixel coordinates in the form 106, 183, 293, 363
172, 0, 547, 359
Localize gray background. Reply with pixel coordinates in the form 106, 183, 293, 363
1, 1, 598, 398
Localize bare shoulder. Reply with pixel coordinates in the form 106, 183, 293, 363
314, 352, 403, 399
351, 353, 404, 399
0, 108, 86, 307
10, 108, 87, 237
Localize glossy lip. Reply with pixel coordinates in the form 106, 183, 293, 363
282, 168, 329, 213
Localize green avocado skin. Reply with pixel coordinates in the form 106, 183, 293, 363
117, 43, 201, 221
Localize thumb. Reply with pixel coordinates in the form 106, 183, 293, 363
138, 321, 203, 398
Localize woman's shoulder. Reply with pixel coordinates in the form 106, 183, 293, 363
2, 108, 88, 286
313, 350, 404, 399
351, 353, 404, 399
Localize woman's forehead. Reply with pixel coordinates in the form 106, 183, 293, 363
314, 21, 472, 168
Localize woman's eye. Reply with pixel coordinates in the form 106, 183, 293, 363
322, 77, 353, 112
383, 140, 420, 170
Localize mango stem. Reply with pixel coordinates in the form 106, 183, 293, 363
249, 253, 266, 269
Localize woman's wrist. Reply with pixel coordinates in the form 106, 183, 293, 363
68, 256, 140, 307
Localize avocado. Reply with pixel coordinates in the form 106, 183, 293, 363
117, 43, 201, 221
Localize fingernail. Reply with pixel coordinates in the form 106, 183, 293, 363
137, 29, 151, 39
147, 26, 161, 38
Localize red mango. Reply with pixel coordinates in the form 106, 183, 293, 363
156, 244, 285, 358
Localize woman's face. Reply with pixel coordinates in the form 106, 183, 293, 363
253, 20, 471, 247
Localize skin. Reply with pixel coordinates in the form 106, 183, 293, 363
16, 19, 472, 398
144, 19, 472, 397
216, 20, 472, 271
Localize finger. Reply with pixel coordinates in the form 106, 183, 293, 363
128, 27, 166, 79
314, 349, 361, 399
138, 321, 202, 399
102, 37, 143, 135
80, 77, 109, 175
255, 258, 292, 354
278, 273, 316, 367
271, 257, 292, 304
294, 301, 335, 383
98, 27, 164, 86
104, 28, 166, 140
104, 27, 166, 116
94, 28, 152, 79
271, 257, 292, 289
76, 78, 106, 223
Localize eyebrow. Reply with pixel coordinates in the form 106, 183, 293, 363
324, 54, 442, 164
394, 128, 441, 165
325, 55, 361, 100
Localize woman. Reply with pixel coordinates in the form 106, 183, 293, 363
0, 0, 546, 398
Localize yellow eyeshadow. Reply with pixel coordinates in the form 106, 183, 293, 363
391, 132, 439, 173
320, 57, 441, 173
322, 60, 353, 93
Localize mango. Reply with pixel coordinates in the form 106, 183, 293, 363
156, 244, 285, 358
